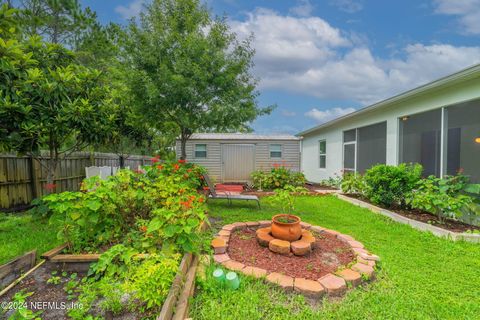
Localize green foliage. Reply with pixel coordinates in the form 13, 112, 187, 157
127, 253, 180, 310
267, 185, 308, 214
16, 0, 97, 46
123, 0, 273, 159
341, 173, 365, 195
363, 163, 423, 208
320, 174, 342, 189
409, 175, 473, 222
6, 290, 42, 320
251, 166, 306, 190
44, 161, 206, 252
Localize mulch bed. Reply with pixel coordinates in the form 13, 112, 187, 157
227, 228, 355, 280
345, 194, 480, 233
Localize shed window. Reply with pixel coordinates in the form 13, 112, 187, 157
270, 144, 282, 158
195, 144, 207, 158
319, 140, 326, 168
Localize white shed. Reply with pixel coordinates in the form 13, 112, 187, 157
175, 133, 301, 183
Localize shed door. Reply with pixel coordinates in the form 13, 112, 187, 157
222, 144, 255, 182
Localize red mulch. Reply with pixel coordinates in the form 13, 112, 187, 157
227, 228, 355, 280
345, 194, 480, 233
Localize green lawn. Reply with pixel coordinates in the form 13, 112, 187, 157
0, 212, 61, 264
191, 195, 480, 320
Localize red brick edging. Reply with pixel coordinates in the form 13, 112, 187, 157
210, 221, 379, 299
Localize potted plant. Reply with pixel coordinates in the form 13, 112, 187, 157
269, 185, 308, 241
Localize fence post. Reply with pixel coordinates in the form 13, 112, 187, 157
29, 156, 40, 199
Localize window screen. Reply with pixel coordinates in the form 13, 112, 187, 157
270, 144, 282, 158
446, 100, 480, 183
319, 140, 326, 168
194, 144, 207, 158
399, 109, 442, 177
357, 122, 387, 173
344, 143, 355, 171
344, 129, 356, 142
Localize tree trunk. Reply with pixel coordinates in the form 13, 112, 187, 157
46, 154, 58, 194
180, 137, 187, 160
119, 155, 125, 169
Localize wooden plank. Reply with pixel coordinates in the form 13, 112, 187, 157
0, 260, 45, 297
157, 253, 193, 320
50, 254, 100, 263
0, 250, 36, 286
41, 243, 68, 260
172, 255, 199, 320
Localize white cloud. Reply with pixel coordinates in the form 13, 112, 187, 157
281, 109, 297, 117
290, 0, 314, 17
434, 0, 480, 35
329, 0, 363, 13
115, 0, 145, 20
305, 107, 356, 123
230, 9, 480, 105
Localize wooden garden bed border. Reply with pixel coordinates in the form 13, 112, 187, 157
0, 250, 37, 293
335, 193, 480, 243
1, 219, 209, 317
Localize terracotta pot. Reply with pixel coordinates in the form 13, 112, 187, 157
271, 214, 302, 241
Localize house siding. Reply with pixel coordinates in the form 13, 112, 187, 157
176, 139, 301, 182
301, 75, 480, 183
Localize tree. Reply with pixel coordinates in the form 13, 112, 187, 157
0, 5, 115, 190
17, 0, 96, 45
124, 0, 273, 159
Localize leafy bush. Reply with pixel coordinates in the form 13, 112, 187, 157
341, 173, 365, 195
409, 174, 472, 222
320, 174, 342, 189
251, 165, 306, 190
43, 160, 207, 253
363, 163, 422, 208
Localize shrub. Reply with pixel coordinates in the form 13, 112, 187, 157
409, 174, 472, 223
251, 165, 306, 190
341, 173, 365, 195
363, 163, 422, 208
320, 174, 342, 189
43, 160, 207, 252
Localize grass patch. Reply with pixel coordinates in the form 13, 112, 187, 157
192, 195, 480, 320
0, 212, 61, 264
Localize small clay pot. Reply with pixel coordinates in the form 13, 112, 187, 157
271, 214, 302, 241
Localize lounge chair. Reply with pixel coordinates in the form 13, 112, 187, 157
203, 174, 260, 208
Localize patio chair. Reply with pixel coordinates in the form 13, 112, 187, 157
203, 174, 260, 208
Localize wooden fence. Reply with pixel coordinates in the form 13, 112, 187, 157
0, 152, 152, 211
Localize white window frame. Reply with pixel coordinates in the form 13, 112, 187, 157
269, 144, 282, 158
194, 144, 207, 158
342, 129, 357, 173
319, 139, 327, 169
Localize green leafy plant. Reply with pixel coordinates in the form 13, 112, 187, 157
6, 290, 42, 320
251, 165, 306, 190
320, 174, 342, 189
363, 163, 423, 208
341, 173, 365, 195
409, 175, 473, 223
268, 185, 308, 214
47, 275, 61, 285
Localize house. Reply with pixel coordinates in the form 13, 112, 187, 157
175, 133, 301, 182
298, 64, 480, 184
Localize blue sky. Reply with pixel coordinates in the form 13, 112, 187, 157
80, 0, 480, 134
